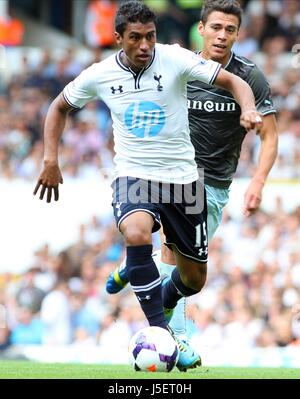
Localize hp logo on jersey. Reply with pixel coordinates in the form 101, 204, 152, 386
125, 101, 166, 138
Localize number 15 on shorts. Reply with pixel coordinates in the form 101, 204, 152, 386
195, 222, 208, 257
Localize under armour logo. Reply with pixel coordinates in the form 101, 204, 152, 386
198, 248, 208, 256
111, 85, 123, 94
153, 73, 163, 91
137, 295, 151, 302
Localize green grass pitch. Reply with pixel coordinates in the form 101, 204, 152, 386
0, 360, 299, 379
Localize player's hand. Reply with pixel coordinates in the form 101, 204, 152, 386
240, 110, 263, 131
243, 179, 264, 217
33, 161, 63, 203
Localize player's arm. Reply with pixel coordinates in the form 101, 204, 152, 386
214, 69, 263, 131
33, 93, 74, 203
243, 114, 278, 217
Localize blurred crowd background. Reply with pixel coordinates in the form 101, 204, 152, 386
0, 0, 300, 357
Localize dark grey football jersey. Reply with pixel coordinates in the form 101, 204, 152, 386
188, 52, 276, 189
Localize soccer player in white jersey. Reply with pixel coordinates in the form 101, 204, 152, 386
107, 0, 278, 364
34, 0, 262, 371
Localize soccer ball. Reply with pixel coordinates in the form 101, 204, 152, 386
128, 326, 179, 372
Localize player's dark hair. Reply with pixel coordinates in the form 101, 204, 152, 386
115, 0, 156, 36
201, 0, 243, 28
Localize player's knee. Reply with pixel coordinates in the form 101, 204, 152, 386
123, 227, 152, 246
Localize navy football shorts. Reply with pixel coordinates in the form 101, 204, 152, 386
112, 177, 208, 263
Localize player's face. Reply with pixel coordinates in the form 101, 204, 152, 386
115, 22, 156, 70
198, 11, 239, 65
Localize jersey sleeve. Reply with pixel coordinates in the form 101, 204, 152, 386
246, 66, 276, 116
169, 44, 221, 85
63, 64, 98, 109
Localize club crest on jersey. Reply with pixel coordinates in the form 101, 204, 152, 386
111, 85, 123, 94
153, 73, 163, 91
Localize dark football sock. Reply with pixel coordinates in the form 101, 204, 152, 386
126, 245, 168, 329
162, 267, 199, 309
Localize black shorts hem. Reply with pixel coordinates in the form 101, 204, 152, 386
117, 209, 161, 232
164, 242, 208, 264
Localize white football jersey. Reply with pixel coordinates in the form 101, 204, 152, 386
63, 43, 221, 184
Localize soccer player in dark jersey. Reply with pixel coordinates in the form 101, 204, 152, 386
160, 0, 278, 340
106, 0, 278, 362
